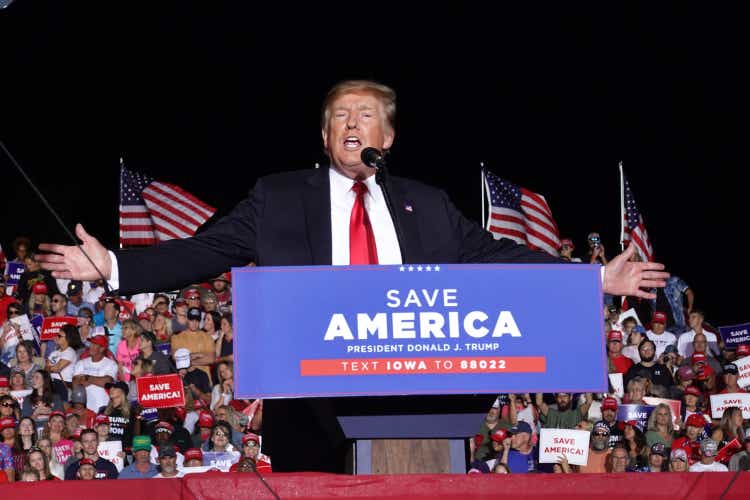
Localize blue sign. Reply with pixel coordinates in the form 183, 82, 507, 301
233, 264, 606, 399
156, 343, 171, 356
719, 322, 750, 349
616, 404, 655, 431
6, 262, 24, 285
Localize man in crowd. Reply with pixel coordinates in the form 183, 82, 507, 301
15, 252, 59, 301
119, 435, 158, 479
646, 443, 668, 472
600, 397, 623, 447
684, 343, 722, 381
676, 310, 717, 358
669, 448, 689, 472
209, 273, 232, 306
536, 392, 592, 430
558, 238, 581, 263
672, 413, 707, 465
609, 444, 630, 473
183, 448, 204, 468
231, 433, 272, 473
608, 330, 633, 374
688, 439, 728, 472
37, 79, 669, 473
153, 444, 183, 478
506, 421, 537, 473
175, 348, 211, 406
654, 275, 694, 334
72, 333, 117, 412
718, 363, 745, 394
579, 421, 611, 473
171, 297, 189, 334
50, 292, 68, 317
473, 398, 512, 461
65, 428, 119, 479
171, 308, 214, 381
66, 280, 95, 317
646, 312, 677, 358
624, 339, 674, 389
100, 299, 122, 352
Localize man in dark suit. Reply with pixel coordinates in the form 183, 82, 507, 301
38, 80, 668, 472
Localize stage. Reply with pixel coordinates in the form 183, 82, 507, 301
3, 471, 749, 499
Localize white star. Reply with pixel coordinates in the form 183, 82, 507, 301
425, 265, 432, 271
408, 266, 414, 272
434, 265, 440, 271
417, 265, 423, 272
399, 266, 405, 272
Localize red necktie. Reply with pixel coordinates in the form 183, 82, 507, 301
349, 181, 379, 264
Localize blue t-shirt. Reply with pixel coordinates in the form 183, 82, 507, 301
507, 447, 537, 474
118, 461, 159, 479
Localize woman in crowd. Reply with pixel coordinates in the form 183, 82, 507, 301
201, 420, 238, 454
22, 370, 63, 425
128, 357, 153, 402
203, 311, 221, 342
622, 421, 648, 470
64, 412, 80, 437
215, 313, 234, 364
9, 368, 27, 392
230, 433, 271, 473
152, 313, 173, 344
26, 282, 51, 318
625, 377, 648, 405
27, 447, 58, 480
15, 417, 37, 455
77, 308, 95, 347
116, 319, 142, 382
35, 437, 64, 479
101, 381, 134, 450
645, 403, 676, 448
41, 411, 68, 446
211, 361, 234, 412
0, 394, 19, 421
621, 327, 645, 364
9, 341, 43, 386
0, 304, 25, 364
712, 406, 745, 450
138, 331, 173, 375
46, 324, 80, 396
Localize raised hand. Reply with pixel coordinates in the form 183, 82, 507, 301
602, 244, 668, 299
37, 224, 112, 281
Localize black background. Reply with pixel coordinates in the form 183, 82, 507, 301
1, 2, 746, 324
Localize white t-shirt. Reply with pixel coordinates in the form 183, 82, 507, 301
677, 329, 719, 358
49, 347, 78, 382
646, 330, 677, 358
689, 461, 728, 472
73, 356, 118, 411
153, 470, 185, 478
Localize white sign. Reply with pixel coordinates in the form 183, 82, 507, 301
538, 428, 591, 466
98, 441, 124, 472
10, 389, 32, 408
608, 373, 624, 398
710, 393, 750, 419
733, 356, 750, 389
180, 466, 222, 475
619, 308, 642, 326
10, 314, 37, 342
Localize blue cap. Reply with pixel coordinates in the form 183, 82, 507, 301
509, 421, 533, 435
633, 325, 647, 334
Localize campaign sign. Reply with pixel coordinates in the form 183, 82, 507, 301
538, 429, 591, 466
710, 393, 750, 419
40, 316, 77, 341
642, 397, 682, 429
715, 438, 742, 464
137, 374, 185, 408
116, 299, 135, 322
140, 407, 159, 422
202, 451, 240, 471
233, 264, 605, 399
53, 440, 74, 464
10, 314, 36, 342
6, 262, 24, 285
719, 322, 750, 349
608, 373, 624, 398
98, 441, 124, 472
616, 404, 654, 430
734, 355, 750, 389
156, 343, 171, 357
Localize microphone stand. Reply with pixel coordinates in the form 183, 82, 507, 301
374, 164, 408, 264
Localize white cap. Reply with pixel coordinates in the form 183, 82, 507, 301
174, 348, 191, 369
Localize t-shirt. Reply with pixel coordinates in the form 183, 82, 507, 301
118, 462, 159, 479
646, 330, 677, 358
153, 470, 185, 478
506, 448, 537, 473
171, 330, 215, 380
115, 338, 141, 382
0, 443, 14, 471
540, 408, 581, 429
49, 347, 78, 383
102, 407, 134, 449
579, 448, 611, 473
610, 355, 633, 374
73, 356, 118, 411
624, 362, 674, 388
183, 369, 212, 395
689, 461, 728, 472
64, 457, 120, 480
146, 350, 174, 375
677, 329, 720, 358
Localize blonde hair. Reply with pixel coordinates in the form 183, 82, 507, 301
321, 80, 397, 132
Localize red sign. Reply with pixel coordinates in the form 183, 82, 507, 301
715, 437, 742, 464
117, 299, 136, 322
40, 316, 78, 341
137, 374, 185, 408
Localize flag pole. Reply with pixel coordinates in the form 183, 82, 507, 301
480, 162, 486, 229
119, 157, 124, 250
618, 161, 625, 253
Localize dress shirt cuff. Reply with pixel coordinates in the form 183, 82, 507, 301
107, 250, 120, 291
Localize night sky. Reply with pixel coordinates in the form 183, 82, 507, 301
1, 3, 746, 325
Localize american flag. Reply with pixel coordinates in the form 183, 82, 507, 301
483, 170, 560, 256
119, 164, 216, 247
620, 165, 654, 262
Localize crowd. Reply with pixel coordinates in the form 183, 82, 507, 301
0, 236, 270, 482
467, 235, 750, 474
0, 230, 747, 483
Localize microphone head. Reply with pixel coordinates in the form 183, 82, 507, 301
361, 147, 383, 169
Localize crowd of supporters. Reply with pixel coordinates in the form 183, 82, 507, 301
1, 233, 748, 482
467, 236, 750, 474
0, 236, 270, 482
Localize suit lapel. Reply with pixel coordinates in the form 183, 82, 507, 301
303, 168, 333, 265
386, 177, 424, 264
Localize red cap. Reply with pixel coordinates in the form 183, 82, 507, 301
473, 434, 484, 447
89, 335, 109, 348
242, 433, 261, 446
198, 411, 214, 428
185, 289, 201, 299
155, 421, 174, 433
78, 458, 96, 467
601, 397, 618, 411
193, 399, 206, 410
137, 312, 151, 321
737, 345, 750, 357
0, 376, 8, 388
0, 417, 15, 431
32, 282, 48, 295
174, 407, 187, 421
560, 238, 574, 250
652, 312, 667, 324
607, 330, 623, 342
228, 399, 248, 412
94, 414, 110, 426
696, 365, 714, 380
686, 413, 706, 428
490, 429, 508, 443
183, 448, 203, 462
49, 410, 66, 420
691, 353, 707, 365
684, 385, 702, 397
70, 429, 82, 440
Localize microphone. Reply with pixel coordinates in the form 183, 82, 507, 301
361, 147, 387, 169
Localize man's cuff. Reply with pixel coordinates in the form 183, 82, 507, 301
107, 250, 120, 291
601, 265, 605, 287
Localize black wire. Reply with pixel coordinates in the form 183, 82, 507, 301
248, 460, 281, 500
718, 468, 742, 500
1, 140, 112, 294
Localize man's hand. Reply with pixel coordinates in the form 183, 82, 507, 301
37, 224, 112, 281
602, 244, 669, 299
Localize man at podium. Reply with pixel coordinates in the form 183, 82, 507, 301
38, 79, 668, 472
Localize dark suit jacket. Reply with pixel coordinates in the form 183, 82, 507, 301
115, 167, 559, 471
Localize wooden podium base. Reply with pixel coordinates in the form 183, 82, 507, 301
371, 439, 452, 474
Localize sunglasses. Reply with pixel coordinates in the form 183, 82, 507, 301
593, 432, 609, 437
1, 402, 15, 407
52, 299, 64, 303
213, 431, 228, 437
243, 441, 258, 447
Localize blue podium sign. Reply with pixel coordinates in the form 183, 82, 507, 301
233, 264, 606, 399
